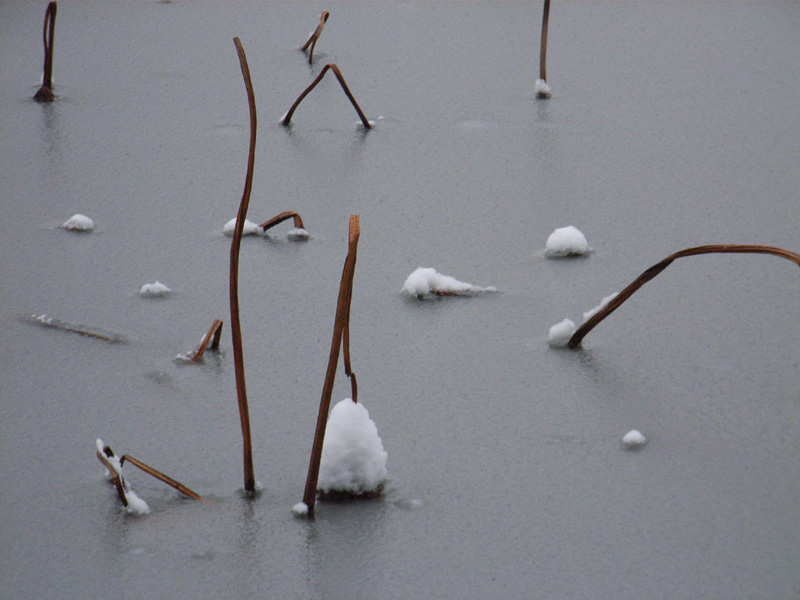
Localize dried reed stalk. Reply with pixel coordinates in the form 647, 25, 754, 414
96, 445, 128, 507
121, 455, 204, 500
302, 215, 361, 513
34, 2, 57, 102
281, 63, 371, 129
191, 318, 223, 361
258, 210, 305, 232
301, 10, 329, 65
568, 244, 800, 349
536, 0, 551, 99
231, 37, 257, 493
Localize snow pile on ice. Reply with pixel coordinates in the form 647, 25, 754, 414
583, 292, 619, 322
95, 439, 150, 515
545, 226, 590, 257
547, 318, 576, 348
535, 79, 552, 98
140, 281, 171, 297
318, 398, 388, 496
223, 218, 263, 236
62, 214, 94, 231
287, 227, 310, 241
622, 429, 647, 448
292, 502, 309, 516
401, 267, 497, 298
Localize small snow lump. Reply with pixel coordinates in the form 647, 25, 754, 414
622, 429, 647, 449
62, 214, 94, 231
547, 318, 576, 348
545, 226, 590, 257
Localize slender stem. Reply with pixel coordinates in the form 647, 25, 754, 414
329, 64, 372, 129
568, 244, 800, 349
539, 0, 550, 82
302, 215, 361, 512
96, 448, 128, 507
231, 37, 257, 493
121, 455, 204, 500
301, 10, 329, 64
34, 2, 57, 101
258, 210, 305, 232
192, 318, 223, 361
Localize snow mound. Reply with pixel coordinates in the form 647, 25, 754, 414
535, 78, 552, 98
292, 502, 309, 516
62, 214, 94, 231
95, 439, 150, 515
140, 281, 171, 297
548, 318, 576, 348
583, 292, 619, 322
223, 218, 264, 236
401, 267, 497, 298
545, 226, 590, 257
622, 429, 647, 448
287, 227, 310, 241
318, 398, 388, 496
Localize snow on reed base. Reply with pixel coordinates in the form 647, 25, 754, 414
139, 281, 171, 297
548, 318, 576, 348
287, 227, 310, 241
401, 267, 497, 298
545, 226, 590, 257
318, 399, 388, 497
223, 217, 264, 236
62, 214, 94, 231
95, 439, 150, 515
535, 79, 552, 98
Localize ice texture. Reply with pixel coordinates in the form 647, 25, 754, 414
545, 226, 590, 257
401, 267, 497, 298
548, 318, 576, 347
62, 214, 94, 231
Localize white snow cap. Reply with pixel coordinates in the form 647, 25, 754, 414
401, 267, 497, 298
62, 214, 94, 231
318, 398, 388, 496
286, 227, 310, 241
545, 226, 590, 257
292, 502, 309, 516
95, 439, 150, 515
223, 217, 264, 236
140, 281, 171, 297
535, 78, 552, 98
547, 318, 576, 348
622, 429, 647, 448
583, 292, 619, 322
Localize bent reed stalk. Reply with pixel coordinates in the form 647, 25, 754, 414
281, 63, 371, 129
301, 10, 329, 64
34, 2, 57, 102
259, 210, 305, 232
121, 455, 204, 500
568, 244, 800, 349
191, 318, 223, 361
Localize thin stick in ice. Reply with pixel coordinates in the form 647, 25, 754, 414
301, 10, 329, 65
34, 2, 57, 102
191, 318, 223, 361
535, 0, 552, 99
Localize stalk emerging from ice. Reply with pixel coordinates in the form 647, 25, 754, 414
34, 2, 57, 102
259, 210, 309, 240
190, 318, 223, 361
230, 37, 257, 493
301, 10, 329, 65
536, 0, 552, 99
281, 63, 372, 129
567, 244, 800, 349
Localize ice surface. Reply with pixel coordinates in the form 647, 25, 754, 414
548, 318, 576, 348
535, 78, 552, 98
545, 226, 590, 257
286, 227, 310, 241
622, 429, 647, 448
583, 292, 619, 322
140, 281, 171, 297
318, 398, 388, 495
62, 214, 94, 231
401, 267, 497, 298
223, 218, 264, 236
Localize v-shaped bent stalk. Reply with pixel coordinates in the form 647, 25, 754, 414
191, 318, 223, 361
259, 210, 305, 232
302, 215, 361, 513
567, 244, 800, 349
301, 10, 329, 65
34, 2, 57, 102
230, 37, 257, 493
281, 63, 371, 129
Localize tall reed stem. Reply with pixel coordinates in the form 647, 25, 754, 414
231, 37, 257, 493
34, 2, 57, 102
539, 0, 550, 83
568, 244, 800, 348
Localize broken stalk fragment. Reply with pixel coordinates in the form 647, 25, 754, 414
34, 2, 57, 102
121, 455, 204, 500
258, 210, 305, 232
301, 10, 329, 64
191, 319, 223, 361
536, 0, 552, 99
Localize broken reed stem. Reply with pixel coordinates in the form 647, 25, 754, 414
96, 446, 128, 507
258, 210, 305, 232
192, 318, 223, 361
302, 215, 361, 513
120, 455, 204, 500
34, 2, 57, 102
539, 0, 550, 83
301, 10, 329, 64
568, 244, 800, 349
230, 37, 257, 493
281, 63, 371, 129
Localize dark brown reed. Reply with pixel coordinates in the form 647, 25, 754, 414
301, 10, 329, 65
536, 0, 551, 99
568, 244, 800, 349
258, 210, 305, 233
230, 37, 257, 493
96, 445, 128, 507
281, 63, 371, 129
191, 318, 223, 361
302, 215, 361, 513
34, 2, 57, 102
121, 455, 204, 500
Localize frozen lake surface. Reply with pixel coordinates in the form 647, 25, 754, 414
1, 1, 799, 598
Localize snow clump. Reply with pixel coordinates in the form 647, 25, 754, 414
622, 429, 647, 449
401, 267, 497, 298
292, 502, 309, 516
547, 318, 576, 348
318, 398, 388, 496
286, 227, 310, 241
545, 226, 590, 257
95, 438, 150, 515
140, 281, 171, 297
62, 214, 94, 231
535, 79, 552, 99
583, 292, 619, 322
223, 218, 263, 236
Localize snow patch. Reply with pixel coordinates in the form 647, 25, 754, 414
62, 214, 94, 231
401, 267, 497, 298
140, 281, 171, 297
223, 218, 264, 236
622, 429, 647, 448
545, 226, 590, 257
287, 227, 310, 241
535, 78, 552, 98
548, 318, 576, 348
292, 502, 309, 516
583, 292, 619, 322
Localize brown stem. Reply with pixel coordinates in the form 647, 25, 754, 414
301, 10, 329, 65
302, 215, 361, 513
191, 318, 223, 361
539, 0, 550, 83
34, 2, 57, 102
231, 37, 257, 493
281, 63, 371, 129
258, 210, 305, 232
120, 455, 203, 500
96, 445, 128, 507
568, 244, 800, 349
